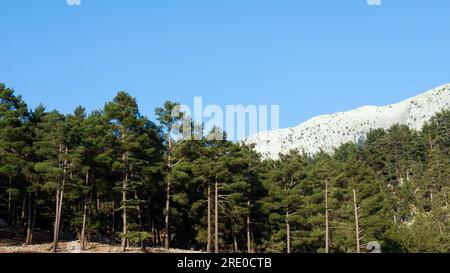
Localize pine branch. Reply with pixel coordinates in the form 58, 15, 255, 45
172, 156, 187, 168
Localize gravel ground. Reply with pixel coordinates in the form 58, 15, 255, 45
0, 240, 202, 253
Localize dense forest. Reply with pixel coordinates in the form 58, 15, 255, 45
1, 83, 449, 253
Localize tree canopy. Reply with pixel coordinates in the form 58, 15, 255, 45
0, 83, 449, 253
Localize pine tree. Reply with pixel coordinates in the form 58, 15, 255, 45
23, 105, 46, 245
155, 101, 188, 250
0, 84, 29, 229
263, 151, 310, 253
105, 91, 157, 251
32, 108, 68, 252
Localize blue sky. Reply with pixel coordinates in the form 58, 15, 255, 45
1, 0, 449, 134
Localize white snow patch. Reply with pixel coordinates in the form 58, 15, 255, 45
245, 84, 450, 159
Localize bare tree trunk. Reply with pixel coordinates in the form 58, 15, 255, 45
157, 227, 161, 245
148, 196, 153, 246
81, 172, 89, 251
286, 209, 291, 254
164, 174, 171, 250
153, 222, 157, 246
215, 177, 219, 253
52, 190, 61, 252
8, 175, 12, 224
353, 189, 361, 253
233, 232, 239, 253
445, 191, 449, 208
21, 196, 26, 222
30, 193, 37, 244
438, 222, 443, 235
96, 193, 100, 212
121, 171, 128, 252
56, 148, 68, 250
135, 191, 145, 249
111, 200, 115, 236
152, 226, 157, 246
25, 193, 33, 246
247, 200, 252, 253
325, 179, 329, 253
165, 138, 172, 250
81, 201, 88, 250
56, 153, 67, 251
207, 183, 212, 253
11, 202, 17, 227
53, 146, 68, 252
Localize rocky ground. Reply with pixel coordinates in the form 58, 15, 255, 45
0, 220, 200, 253
0, 240, 201, 253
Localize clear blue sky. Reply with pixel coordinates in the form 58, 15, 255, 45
1, 0, 449, 132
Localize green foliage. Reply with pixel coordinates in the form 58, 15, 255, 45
1, 82, 449, 253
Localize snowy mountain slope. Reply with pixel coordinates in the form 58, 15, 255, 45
245, 84, 450, 159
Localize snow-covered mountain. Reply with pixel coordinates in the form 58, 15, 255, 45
245, 84, 450, 159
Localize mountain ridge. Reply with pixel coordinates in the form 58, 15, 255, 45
245, 83, 450, 159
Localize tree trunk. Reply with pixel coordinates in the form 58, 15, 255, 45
55, 147, 68, 252
286, 209, 291, 254
30, 193, 37, 244
233, 233, 239, 253
21, 196, 26, 223
25, 193, 33, 246
164, 175, 171, 250
53, 145, 68, 252
152, 222, 157, 246
353, 189, 361, 253
207, 183, 212, 253
96, 193, 100, 212
11, 201, 17, 227
165, 138, 173, 250
8, 175, 12, 224
247, 200, 252, 253
147, 196, 153, 246
52, 190, 61, 252
215, 177, 219, 253
325, 179, 329, 253
55, 153, 66, 251
153, 224, 157, 246
135, 191, 145, 249
121, 171, 128, 252
157, 227, 161, 245
81, 201, 88, 250
444, 191, 449, 208
109, 200, 114, 237
81, 171, 89, 251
